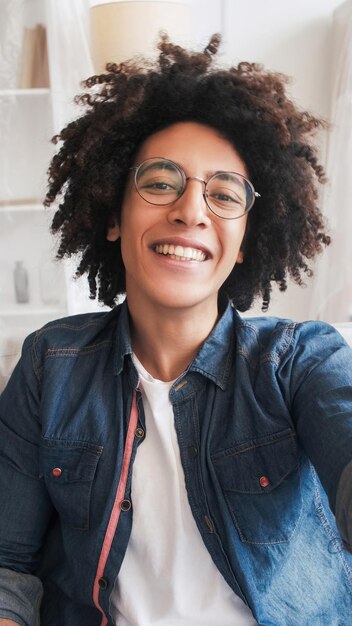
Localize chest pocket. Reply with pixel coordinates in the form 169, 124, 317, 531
212, 429, 302, 545
39, 441, 103, 531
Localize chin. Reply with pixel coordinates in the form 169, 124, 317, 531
153, 290, 218, 311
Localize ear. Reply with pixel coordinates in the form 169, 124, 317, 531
106, 222, 120, 241
236, 250, 244, 264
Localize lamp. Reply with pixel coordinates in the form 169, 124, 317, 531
90, 1, 192, 73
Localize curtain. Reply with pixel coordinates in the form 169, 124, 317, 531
46, 0, 105, 314
309, 0, 352, 323
46, 0, 93, 133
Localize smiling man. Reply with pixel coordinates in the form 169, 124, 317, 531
0, 34, 352, 626
106, 122, 249, 382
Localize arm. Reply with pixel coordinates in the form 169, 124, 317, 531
285, 322, 352, 551
0, 334, 53, 624
0, 621, 21, 625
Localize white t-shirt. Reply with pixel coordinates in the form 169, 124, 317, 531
110, 355, 257, 626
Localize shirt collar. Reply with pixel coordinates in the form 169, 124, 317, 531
113, 299, 237, 389
188, 301, 236, 390
114, 299, 133, 375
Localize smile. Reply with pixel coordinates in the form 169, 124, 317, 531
154, 244, 207, 262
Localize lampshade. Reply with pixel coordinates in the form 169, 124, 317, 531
90, 1, 192, 73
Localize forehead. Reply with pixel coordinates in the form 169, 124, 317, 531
134, 122, 248, 177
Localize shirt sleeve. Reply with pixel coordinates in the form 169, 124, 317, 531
282, 321, 352, 551
0, 568, 42, 626
0, 333, 53, 623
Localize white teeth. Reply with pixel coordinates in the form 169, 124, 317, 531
174, 245, 184, 257
155, 244, 206, 261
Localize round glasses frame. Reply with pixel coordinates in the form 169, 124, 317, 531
130, 157, 260, 220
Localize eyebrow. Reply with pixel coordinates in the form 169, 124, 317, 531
214, 171, 240, 180
138, 160, 177, 173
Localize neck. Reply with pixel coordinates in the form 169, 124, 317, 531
127, 297, 219, 382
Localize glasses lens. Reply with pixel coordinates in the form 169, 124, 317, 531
135, 158, 184, 205
206, 173, 254, 218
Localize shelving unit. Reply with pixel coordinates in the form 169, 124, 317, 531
0, 0, 67, 389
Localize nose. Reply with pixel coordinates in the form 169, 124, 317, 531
167, 177, 212, 227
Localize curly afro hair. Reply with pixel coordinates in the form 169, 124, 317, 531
45, 33, 330, 311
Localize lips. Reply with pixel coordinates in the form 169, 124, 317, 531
154, 243, 207, 262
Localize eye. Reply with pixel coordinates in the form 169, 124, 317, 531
210, 191, 240, 203
152, 182, 172, 190
208, 186, 244, 206
139, 176, 179, 194
142, 177, 176, 190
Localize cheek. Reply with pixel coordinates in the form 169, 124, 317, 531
119, 237, 140, 282
221, 223, 247, 261
119, 212, 146, 270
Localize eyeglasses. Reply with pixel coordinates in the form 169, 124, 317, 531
130, 157, 260, 220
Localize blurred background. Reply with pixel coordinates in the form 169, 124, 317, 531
1, 0, 351, 388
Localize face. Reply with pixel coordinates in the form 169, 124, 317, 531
108, 122, 248, 316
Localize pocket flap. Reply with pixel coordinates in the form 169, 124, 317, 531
39, 440, 103, 530
212, 429, 298, 494
39, 440, 103, 484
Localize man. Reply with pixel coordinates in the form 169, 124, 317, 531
1, 35, 351, 626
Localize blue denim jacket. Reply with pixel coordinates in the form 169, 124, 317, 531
0, 301, 352, 626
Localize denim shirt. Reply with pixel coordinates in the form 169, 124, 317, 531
0, 301, 352, 626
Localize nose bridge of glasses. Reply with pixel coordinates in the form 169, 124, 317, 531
184, 175, 207, 196
174, 175, 209, 222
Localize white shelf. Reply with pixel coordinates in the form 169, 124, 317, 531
0, 88, 50, 97
1, 306, 65, 317
0, 202, 46, 212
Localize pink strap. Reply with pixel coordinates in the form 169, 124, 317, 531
93, 391, 139, 625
